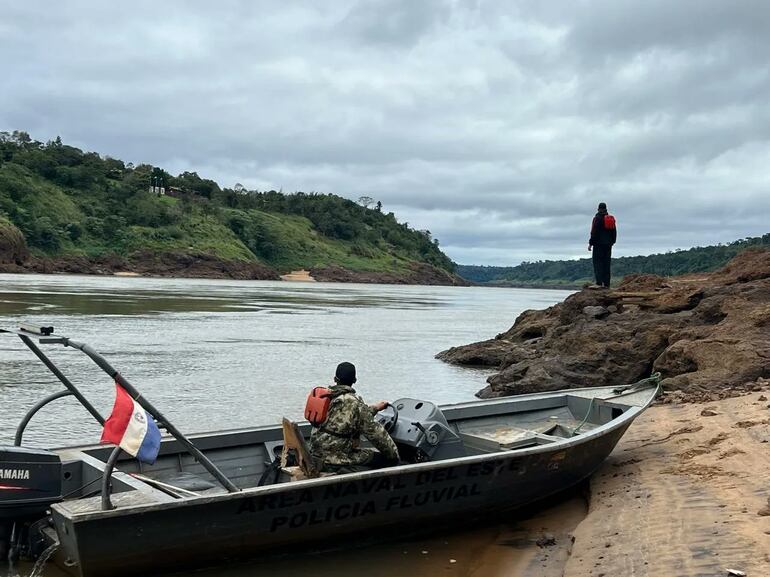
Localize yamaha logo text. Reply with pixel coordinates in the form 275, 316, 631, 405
0, 469, 30, 480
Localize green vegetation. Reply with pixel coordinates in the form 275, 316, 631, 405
458, 234, 770, 286
0, 131, 453, 273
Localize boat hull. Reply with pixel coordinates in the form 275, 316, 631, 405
53, 422, 630, 577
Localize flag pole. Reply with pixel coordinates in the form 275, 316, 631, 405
41, 335, 240, 494
17, 334, 105, 425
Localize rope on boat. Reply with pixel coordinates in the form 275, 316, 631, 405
572, 372, 663, 436
26, 543, 59, 577
611, 372, 662, 396
571, 397, 595, 436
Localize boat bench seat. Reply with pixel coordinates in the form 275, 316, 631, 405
460, 431, 558, 453
458, 424, 563, 453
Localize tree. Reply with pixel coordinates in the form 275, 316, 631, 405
11, 131, 31, 144
0, 133, 459, 272
173, 171, 219, 199
357, 195, 374, 208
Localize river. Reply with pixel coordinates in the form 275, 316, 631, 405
0, 274, 575, 577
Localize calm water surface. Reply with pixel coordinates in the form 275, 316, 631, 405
0, 274, 570, 447
0, 273, 573, 576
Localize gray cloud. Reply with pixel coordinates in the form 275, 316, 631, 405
1, 0, 768, 266
338, 0, 451, 47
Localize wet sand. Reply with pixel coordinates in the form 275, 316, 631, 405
566, 390, 770, 577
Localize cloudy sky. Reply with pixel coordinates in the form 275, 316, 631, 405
1, 1, 768, 265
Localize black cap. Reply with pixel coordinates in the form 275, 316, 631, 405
598, 202, 607, 211
335, 362, 357, 386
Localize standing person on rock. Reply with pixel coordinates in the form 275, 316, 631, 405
588, 202, 617, 288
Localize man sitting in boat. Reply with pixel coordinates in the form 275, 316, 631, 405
308, 362, 399, 472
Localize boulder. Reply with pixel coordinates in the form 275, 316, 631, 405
583, 305, 610, 319
435, 339, 511, 367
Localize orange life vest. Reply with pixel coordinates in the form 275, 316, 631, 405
304, 387, 332, 426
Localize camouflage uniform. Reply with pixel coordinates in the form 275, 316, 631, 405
309, 384, 399, 471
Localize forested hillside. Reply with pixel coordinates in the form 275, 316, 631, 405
458, 234, 770, 286
0, 131, 458, 282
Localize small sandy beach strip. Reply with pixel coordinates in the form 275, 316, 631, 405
565, 390, 770, 577
280, 269, 316, 282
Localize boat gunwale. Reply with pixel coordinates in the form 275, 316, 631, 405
53, 382, 658, 523
51, 382, 653, 453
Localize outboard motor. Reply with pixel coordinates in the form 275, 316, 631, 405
0, 446, 62, 561
379, 399, 465, 463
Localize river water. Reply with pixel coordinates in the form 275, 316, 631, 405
0, 274, 575, 576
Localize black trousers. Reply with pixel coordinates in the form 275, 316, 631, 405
592, 244, 612, 287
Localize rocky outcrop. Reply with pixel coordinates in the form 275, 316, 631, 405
310, 262, 471, 286
0, 218, 29, 265
438, 248, 770, 399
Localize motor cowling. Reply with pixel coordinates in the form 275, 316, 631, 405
379, 398, 466, 463
0, 446, 62, 521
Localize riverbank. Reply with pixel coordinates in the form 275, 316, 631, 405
418, 388, 770, 577
565, 389, 770, 577
0, 253, 469, 286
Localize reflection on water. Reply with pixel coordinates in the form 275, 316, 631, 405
0, 276, 449, 317
0, 273, 574, 577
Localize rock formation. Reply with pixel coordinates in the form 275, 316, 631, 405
437, 248, 770, 399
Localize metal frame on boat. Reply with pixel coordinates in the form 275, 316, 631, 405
0, 325, 660, 577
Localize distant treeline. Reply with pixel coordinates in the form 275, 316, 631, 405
458, 234, 770, 285
0, 131, 453, 273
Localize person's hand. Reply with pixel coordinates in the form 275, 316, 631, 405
588, 244, 592, 251
371, 401, 388, 412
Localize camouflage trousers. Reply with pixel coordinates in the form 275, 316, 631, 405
315, 449, 397, 474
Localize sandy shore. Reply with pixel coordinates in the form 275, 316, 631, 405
565, 390, 770, 577
279, 270, 316, 282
